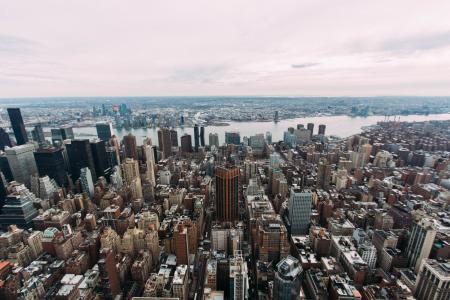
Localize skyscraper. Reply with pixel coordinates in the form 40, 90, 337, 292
200, 126, 205, 147
229, 251, 249, 300
317, 159, 331, 190
318, 124, 326, 135
80, 167, 94, 198
215, 166, 240, 222
157, 128, 172, 159
288, 187, 312, 234
34, 147, 68, 187
31, 123, 46, 146
194, 124, 200, 151
307, 123, 314, 137
209, 133, 219, 148
0, 127, 12, 151
170, 129, 178, 147
96, 122, 113, 142
225, 132, 241, 145
123, 133, 138, 160
6, 144, 38, 188
90, 139, 110, 178
0, 190, 39, 229
98, 248, 121, 299
181, 134, 193, 153
65, 139, 97, 182
7, 108, 28, 145
273, 256, 302, 300
144, 144, 156, 187
405, 218, 436, 273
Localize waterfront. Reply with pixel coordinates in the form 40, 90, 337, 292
67, 113, 450, 145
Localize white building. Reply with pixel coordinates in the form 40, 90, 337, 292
6, 144, 38, 188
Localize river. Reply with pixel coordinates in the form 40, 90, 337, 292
66, 113, 450, 145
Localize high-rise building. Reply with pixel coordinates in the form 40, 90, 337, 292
98, 248, 121, 299
265, 132, 272, 144
180, 134, 192, 153
90, 139, 110, 178
317, 159, 332, 190
157, 128, 172, 159
273, 256, 302, 300
318, 124, 326, 135
60, 126, 74, 140
121, 158, 140, 185
0, 189, 39, 229
172, 265, 189, 300
123, 133, 138, 160
405, 219, 437, 273
209, 133, 219, 148
31, 124, 46, 146
96, 122, 113, 142
194, 124, 200, 151
144, 145, 156, 187
7, 108, 28, 145
0, 127, 12, 151
170, 129, 178, 147
307, 123, 314, 137
174, 223, 189, 265
229, 251, 249, 300
80, 167, 94, 198
288, 187, 312, 235
6, 144, 38, 188
225, 132, 241, 145
414, 259, 450, 300
215, 166, 240, 222
34, 147, 68, 187
200, 126, 205, 147
65, 139, 97, 182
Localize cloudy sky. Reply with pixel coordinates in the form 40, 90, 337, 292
1, 0, 450, 97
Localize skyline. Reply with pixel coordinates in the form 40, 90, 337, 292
1, 0, 450, 97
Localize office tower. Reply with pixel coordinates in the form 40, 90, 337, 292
209, 133, 219, 148
7, 108, 28, 145
123, 133, 138, 160
194, 124, 200, 151
31, 123, 45, 146
307, 123, 314, 137
200, 126, 205, 147
414, 259, 450, 300
225, 131, 241, 145
0, 190, 39, 229
405, 218, 437, 273
318, 124, 326, 135
358, 243, 377, 269
60, 126, 74, 140
121, 158, 140, 185
215, 166, 240, 222
170, 129, 178, 147
0, 127, 12, 151
0, 175, 7, 210
80, 167, 94, 198
288, 187, 312, 234
249, 134, 266, 156
0, 154, 13, 182
98, 248, 121, 299
96, 122, 113, 142
274, 111, 279, 122
157, 128, 172, 159
65, 139, 97, 182
30, 175, 58, 201
317, 159, 331, 190
144, 145, 156, 186
34, 147, 68, 187
6, 144, 38, 188
273, 256, 301, 300
265, 132, 272, 144
229, 251, 249, 300
90, 139, 110, 178
174, 223, 189, 265
51, 128, 63, 145
180, 134, 193, 153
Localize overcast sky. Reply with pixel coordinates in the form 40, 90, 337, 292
1, 0, 450, 97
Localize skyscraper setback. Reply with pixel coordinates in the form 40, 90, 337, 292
7, 108, 28, 145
